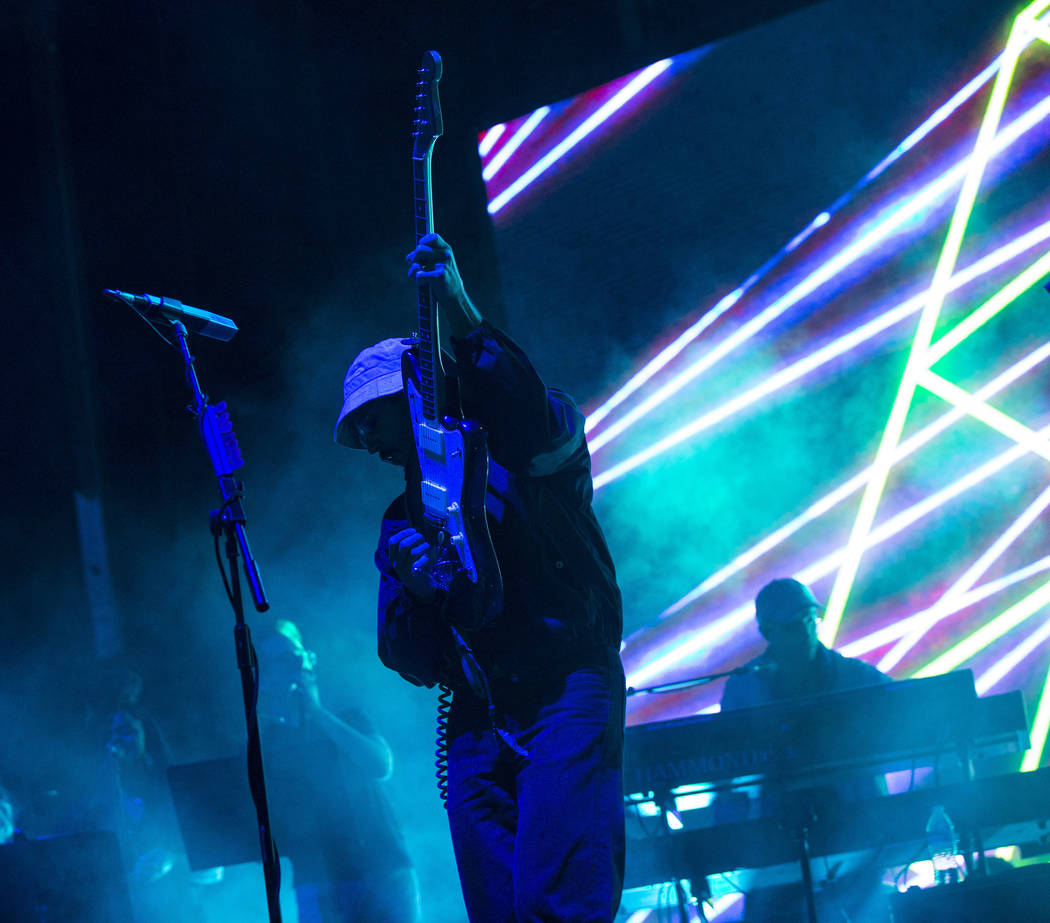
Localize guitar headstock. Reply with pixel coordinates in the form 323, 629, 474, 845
413, 50, 443, 159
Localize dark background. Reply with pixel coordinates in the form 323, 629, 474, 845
3, 0, 1043, 919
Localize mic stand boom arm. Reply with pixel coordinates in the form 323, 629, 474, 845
171, 320, 282, 923
626, 661, 774, 697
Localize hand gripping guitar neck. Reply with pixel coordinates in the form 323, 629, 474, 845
405, 50, 503, 631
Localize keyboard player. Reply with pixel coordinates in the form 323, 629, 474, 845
721, 579, 888, 708
719, 578, 891, 922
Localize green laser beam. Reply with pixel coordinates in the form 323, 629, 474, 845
1022, 663, 1050, 771
823, 5, 1045, 645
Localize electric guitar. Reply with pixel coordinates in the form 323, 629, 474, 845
403, 50, 503, 630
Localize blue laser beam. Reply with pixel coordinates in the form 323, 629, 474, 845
584, 52, 1008, 436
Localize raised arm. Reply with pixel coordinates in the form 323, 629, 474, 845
303, 699, 394, 780
406, 232, 482, 338
407, 233, 585, 472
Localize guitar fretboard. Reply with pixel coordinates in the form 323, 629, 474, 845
412, 152, 439, 422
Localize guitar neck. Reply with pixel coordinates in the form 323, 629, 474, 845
404, 50, 504, 621
412, 151, 443, 422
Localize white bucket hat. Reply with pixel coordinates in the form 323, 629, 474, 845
333, 337, 413, 448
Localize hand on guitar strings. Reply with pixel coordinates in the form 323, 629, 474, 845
406, 233, 483, 337
388, 526, 441, 602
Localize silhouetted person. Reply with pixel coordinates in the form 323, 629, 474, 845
256, 620, 421, 923
722, 578, 888, 709
91, 666, 202, 923
721, 578, 891, 923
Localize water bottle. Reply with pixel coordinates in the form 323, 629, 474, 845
925, 804, 960, 885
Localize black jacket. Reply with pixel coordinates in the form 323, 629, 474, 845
375, 322, 622, 689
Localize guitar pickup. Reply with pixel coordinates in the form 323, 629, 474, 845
421, 480, 449, 517
417, 422, 446, 460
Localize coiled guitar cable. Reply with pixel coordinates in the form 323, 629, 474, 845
435, 683, 453, 806
434, 627, 529, 807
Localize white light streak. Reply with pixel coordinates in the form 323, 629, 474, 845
590, 93, 1050, 478
477, 123, 506, 158
482, 107, 550, 182
487, 60, 672, 214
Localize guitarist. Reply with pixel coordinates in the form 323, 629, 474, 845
334, 233, 626, 922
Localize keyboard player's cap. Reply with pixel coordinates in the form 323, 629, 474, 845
755, 578, 824, 625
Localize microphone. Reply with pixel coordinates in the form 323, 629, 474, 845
104, 289, 238, 342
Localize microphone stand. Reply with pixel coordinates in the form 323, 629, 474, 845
627, 662, 773, 697
170, 320, 283, 923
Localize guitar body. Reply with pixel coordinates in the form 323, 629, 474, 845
407, 51, 503, 630
403, 354, 502, 628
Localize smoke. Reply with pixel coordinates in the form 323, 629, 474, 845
4, 0, 1036, 919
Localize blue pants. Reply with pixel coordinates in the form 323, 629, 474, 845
445, 647, 626, 923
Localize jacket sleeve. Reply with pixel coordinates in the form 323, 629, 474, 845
452, 322, 586, 476
375, 500, 450, 688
